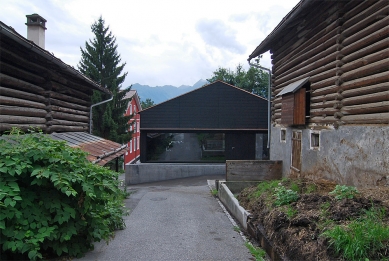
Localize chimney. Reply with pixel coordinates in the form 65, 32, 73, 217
26, 13, 47, 49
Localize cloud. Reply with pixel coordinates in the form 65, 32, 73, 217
196, 19, 246, 54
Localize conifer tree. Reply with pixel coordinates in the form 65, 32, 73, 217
78, 16, 132, 144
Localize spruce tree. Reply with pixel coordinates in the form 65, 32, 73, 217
78, 16, 132, 144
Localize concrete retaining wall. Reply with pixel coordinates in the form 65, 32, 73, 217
125, 163, 225, 185
218, 183, 250, 230
226, 160, 282, 181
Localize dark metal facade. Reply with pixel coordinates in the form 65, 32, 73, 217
140, 81, 268, 131
139, 81, 268, 162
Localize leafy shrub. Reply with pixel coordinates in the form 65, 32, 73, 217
322, 207, 389, 260
329, 185, 358, 200
274, 186, 299, 206
0, 130, 128, 260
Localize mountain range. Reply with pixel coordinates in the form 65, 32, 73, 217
130, 79, 208, 105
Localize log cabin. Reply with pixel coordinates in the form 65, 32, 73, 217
248, 0, 388, 187
0, 14, 127, 166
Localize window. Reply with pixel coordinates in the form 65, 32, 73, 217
133, 138, 136, 151
129, 140, 132, 153
280, 129, 286, 142
310, 131, 320, 150
134, 105, 136, 113
129, 104, 132, 115
137, 120, 140, 132
137, 137, 140, 150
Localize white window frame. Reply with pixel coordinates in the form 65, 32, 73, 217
280, 128, 286, 143
137, 137, 140, 150
129, 140, 132, 153
310, 130, 320, 150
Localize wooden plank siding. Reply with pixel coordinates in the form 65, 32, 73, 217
266, 0, 388, 126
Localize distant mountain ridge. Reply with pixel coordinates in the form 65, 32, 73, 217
130, 79, 208, 105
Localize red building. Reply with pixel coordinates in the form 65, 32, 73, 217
124, 90, 141, 165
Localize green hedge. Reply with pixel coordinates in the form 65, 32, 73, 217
0, 129, 128, 260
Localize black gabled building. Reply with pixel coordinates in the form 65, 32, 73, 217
139, 80, 269, 162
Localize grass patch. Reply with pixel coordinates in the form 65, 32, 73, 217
253, 180, 280, 198
233, 226, 240, 232
285, 205, 298, 219
322, 207, 389, 260
211, 189, 218, 196
245, 242, 266, 261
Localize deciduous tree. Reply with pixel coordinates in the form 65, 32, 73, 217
207, 60, 269, 98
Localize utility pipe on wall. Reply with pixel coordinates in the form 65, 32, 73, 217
248, 60, 272, 149
89, 95, 113, 134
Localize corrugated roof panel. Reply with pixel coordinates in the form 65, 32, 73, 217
50, 132, 127, 166
276, 77, 310, 97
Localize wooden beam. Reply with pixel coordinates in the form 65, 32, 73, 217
50, 80, 92, 101
0, 105, 47, 117
342, 25, 389, 56
48, 119, 88, 126
49, 98, 89, 112
50, 105, 89, 116
0, 73, 45, 94
47, 125, 88, 133
0, 115, 46, 124
341, 58, 389, 83
0, 61, 46, 85
51, 111, 89, 122
342, 38, 389, 64
0, 123, 47, 132
340, 71, 388, 91
46, 90, 90, 106
342, 90, 389, 106
341, 101, 389, 115
0, 86, 46, 103
0, 96, 46, 109
341, 112, 389, 124
341, 82, 388, 98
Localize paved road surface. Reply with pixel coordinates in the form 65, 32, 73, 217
76, 175, 253, 261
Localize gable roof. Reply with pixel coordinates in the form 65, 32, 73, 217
0, 21, 109, 95
248, 0, 312, 61
140, 81, 268, 131
124, 90, 142, 111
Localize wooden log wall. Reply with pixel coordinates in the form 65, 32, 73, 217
0, 36, 95, 133
270, 0, 388, 126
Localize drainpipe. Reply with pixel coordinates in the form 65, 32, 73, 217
248, 60, 271, 149
90, 95, 113, 134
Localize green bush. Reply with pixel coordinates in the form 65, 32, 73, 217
274, 185, 299, 206
0, 130, 128, 260
329, 185, 358, 200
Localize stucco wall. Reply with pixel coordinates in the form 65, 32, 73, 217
270, 125, 389, 187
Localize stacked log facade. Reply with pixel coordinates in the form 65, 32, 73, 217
253, 0, 389, 187
270, 0, 388, 127
0, 29, 99, 133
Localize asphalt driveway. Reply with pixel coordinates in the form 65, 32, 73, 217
76, 175, 253, 261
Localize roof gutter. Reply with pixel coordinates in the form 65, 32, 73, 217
248, 61, 271, 149
90, 95, 113, 134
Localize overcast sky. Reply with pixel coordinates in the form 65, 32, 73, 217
1, 0, 299, 88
